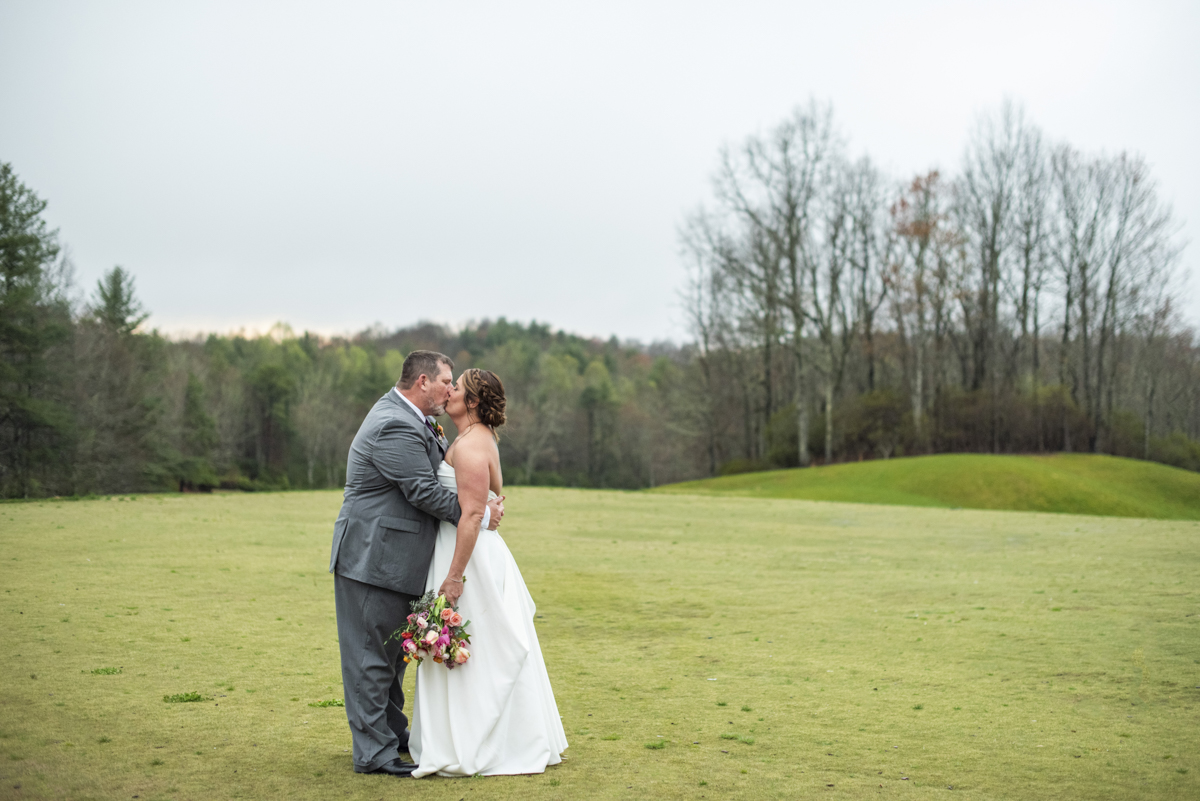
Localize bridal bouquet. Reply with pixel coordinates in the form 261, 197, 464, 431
396, 590, 472, 669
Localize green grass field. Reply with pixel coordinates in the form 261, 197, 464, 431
655, 453, 1200, 520
2, 487, 1198, 799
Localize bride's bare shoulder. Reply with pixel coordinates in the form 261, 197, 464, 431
465, 428, 499, 459
447, 427, 497, 465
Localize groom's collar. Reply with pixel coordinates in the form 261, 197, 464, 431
392, 387, 429, 425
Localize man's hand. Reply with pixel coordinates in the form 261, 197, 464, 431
485, 496, 505, 530
438, 576, 464, 607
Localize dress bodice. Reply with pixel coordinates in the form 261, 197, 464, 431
437, 461, 498, 501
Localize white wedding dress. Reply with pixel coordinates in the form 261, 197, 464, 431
409, 462, 568, 777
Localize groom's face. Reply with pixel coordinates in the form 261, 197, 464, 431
420, 364, 454, 417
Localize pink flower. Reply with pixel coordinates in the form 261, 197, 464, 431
402, 639, 417, 653
406, 613, 416, 624
424, 629, 439, 645
440, 608, 454, 622
448, 612, 463, 626
437, 634, 450, 647
416, 616, 428, 630
454, 648, 470, 664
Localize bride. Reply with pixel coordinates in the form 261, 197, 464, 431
409, 368, 568, 778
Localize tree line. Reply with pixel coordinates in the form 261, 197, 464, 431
679, 100, 1198, 475
0, 159, 697, 497
3, 98, 1199, 499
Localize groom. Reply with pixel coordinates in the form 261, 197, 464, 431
329, 350, 504, 777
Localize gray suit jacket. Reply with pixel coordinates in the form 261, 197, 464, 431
329, 390, 462, 595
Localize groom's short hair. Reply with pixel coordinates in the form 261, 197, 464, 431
398, 350, 454, 390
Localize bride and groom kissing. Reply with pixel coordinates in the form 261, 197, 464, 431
328, 350, 567, 778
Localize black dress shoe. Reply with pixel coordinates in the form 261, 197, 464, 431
366, 758, 416, 777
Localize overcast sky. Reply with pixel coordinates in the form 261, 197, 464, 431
1, 0, 1197, 343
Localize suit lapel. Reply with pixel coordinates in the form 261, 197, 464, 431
387, 391, 447, 455
428, 420, 448, 456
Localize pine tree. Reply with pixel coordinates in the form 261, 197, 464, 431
0, 162, 71, 497
178, 372, 218, 490
92, 266, 149, 334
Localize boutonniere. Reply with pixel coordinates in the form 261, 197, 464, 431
428, 419, 445, 439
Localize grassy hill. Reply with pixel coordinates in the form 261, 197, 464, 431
654, 453, 1200, 519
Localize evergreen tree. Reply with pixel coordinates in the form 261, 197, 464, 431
0, 162, 71, 497
71, 266, 163, 493
177, 372, 218, 490
92, 266, 149, 334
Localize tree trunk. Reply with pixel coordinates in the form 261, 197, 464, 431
864, 320, 876, 392
701, 357, 718, 476
1144, 378, 1154, 460
793, 337, 810, 466
1033, 288, 1043, 451
824, 381, 834, 463
1060, 281, 1073, 452
524, 443, 539, 485
912, 339, 924, 439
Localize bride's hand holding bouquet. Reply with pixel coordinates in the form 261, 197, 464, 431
396, 590, 472, 668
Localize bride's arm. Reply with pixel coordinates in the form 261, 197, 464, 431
438, 439, 490, 605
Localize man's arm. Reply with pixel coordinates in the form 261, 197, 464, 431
373, 418, 462, 525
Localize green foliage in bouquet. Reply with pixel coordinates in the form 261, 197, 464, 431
394, 590, 472, 668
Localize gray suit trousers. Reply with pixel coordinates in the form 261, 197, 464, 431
333, 572, 418, 772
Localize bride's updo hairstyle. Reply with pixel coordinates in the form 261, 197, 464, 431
461, 368, 506, 433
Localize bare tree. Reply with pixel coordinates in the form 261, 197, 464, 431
807, 159, 856, 461
680, 216, 738, 474
1048, 146, 1181, 452
1051, 145, 1112, 450
890, 171, 953, 444
846, 156, 894, 394
673, 99, 1191, 477
1010, 124, 1051, 447
1094, 154, 1181, 450
711, 99, 841, 465
1132, 295, 1175, 458
956, 101, 1029, 450
680, 209, 778, 461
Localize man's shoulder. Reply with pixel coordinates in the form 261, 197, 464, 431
367, 393, 417, 425
369, 397, 432, 448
